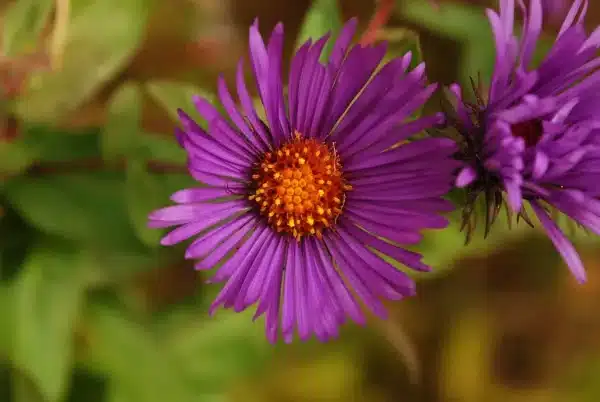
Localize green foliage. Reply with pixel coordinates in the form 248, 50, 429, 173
104, 82, 188, 164
379, 28, 423, 69
81, 296, 271, 402
0, 285, 14, 358
0, 140, 37, 176
125, 159, 163, 247
11, 240, 91, 402
0, 124, 100, 177
14, 0, 151, 122
400, 0, 496, 85
137, 133, 186, 165
399, 0, 555, 88
83, 303, 199, 402
145, 80, 214, 126
4, 174, 143, 251
100, 83, 170, 247
163, 305, 271, 392
12, 370, 46, 402
296, 0, 343, 62
1, 0, 53, 56
0, 7, 274, 395
101, 83, 144, 164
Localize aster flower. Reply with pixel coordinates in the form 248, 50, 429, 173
542, 0, 568, 22
148, 19, 459, 342
427, 0, 567, 22
450, 0, 600, 283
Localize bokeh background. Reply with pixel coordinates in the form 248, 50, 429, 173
1, 0, 600, 401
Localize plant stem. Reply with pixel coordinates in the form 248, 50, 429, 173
359, 0, 395, 46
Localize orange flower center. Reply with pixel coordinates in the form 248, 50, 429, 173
249, 132, 351, 239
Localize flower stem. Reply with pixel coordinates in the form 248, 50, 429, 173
359, 0, 395, 46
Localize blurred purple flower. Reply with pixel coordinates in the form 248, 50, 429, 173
451, 0, 600, 283
148, 19, 459, 343
542, 0, 569, 21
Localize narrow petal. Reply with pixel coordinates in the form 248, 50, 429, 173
185, 214, 255, 259
324, 234, 389, 318
160, 205, 248, 246
456, 166, 478, 187
209, 225, 272, 312
530, 201, 586, 283
170, 187, 243, 203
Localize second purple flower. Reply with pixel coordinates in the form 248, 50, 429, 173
451, 0, 600, 283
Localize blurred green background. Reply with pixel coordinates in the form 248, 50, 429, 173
1, 0, 600, 401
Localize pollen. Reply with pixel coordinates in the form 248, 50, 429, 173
249, 131, 350, 240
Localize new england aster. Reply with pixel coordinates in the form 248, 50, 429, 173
148, 19, 459, 342
451, 0, 600, 283
542, 0, 568, 22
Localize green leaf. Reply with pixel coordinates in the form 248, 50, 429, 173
84, 303, 201, 402
101, 83, 143, 163
14, 0, 151, 122
0, 364, 12, 402
0, 140, 37, 175
80, 248, 162, 288
12, 240, 91, 402
11, 370, 46, 402
0, 125, 100, 176
168, 314, 270, 390
161, 292, 271, 393
379, 28, 422, 69
125, 159, 164, 247
400, 0, 496, 84
296, 0, 343, 62
0, 206, 35, 282
145, 80, 213, 125
105, 385, 132, 402
0, 285, 14, 358
4, 173, 143, 251
63, 370, 108, 402
2, 0, 53, 56
107, 384, 224, 402
155, 173, 198, 202
21, 125, 100, 162
139, 132, 186, 164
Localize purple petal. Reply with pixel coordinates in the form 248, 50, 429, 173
531, 200, 586, 283
170, 187, 243, 203
185, 213, 255, 259
148, 200, 247, 228
310, 238, 365, 325
209, 225, 272, 313
456, 166, 478, 187
329, 18, 358, 70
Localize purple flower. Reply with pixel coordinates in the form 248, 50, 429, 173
451, 0, 600, 283
148, 19, 458, 343
543, 0, 569, 22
